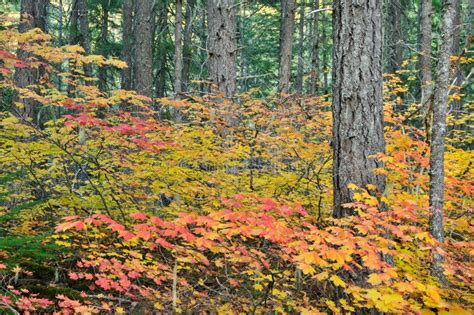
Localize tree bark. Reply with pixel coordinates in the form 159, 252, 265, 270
278, 0, 296, 94
70, 0, 92, 78
332, 0, 385, 218
155, 0, 168, 98
207, 0, 237, 98
13, 0, 49, 120
295, 0, 305, 94
449, 0, 462, 129
182, 0, 195, 92
134, 0, 154, 97
418, 0, 433, 115
121, 0, 133, 90
385, 0, 403, 74
429, 0, 456, 286
174, 0, 183, 96
98, 1, 109, 92
308, 0, 319, 95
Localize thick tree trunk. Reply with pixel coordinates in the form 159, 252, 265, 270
429, 0, 456, 286
121, 0, 133, 90
308, 0, 319, 95
98, 2, 109, 92
278, 0, 296, 94
418, 0, 433, 114
182, 0, 195, 92
174, 0, 183, 96
332, 0, 385, 218
13, 0, 49, 120
134, 0, 154, 97
295, 0, 305, 94
385, 0, 403, 74
207, 0, 237, 98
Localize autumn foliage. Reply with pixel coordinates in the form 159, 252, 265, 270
0, 23, 472, 314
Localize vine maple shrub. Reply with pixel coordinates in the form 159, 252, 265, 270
0, 24, 472, 313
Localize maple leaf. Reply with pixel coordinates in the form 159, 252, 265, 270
330, 275, 346, 288
130, 212, 148, 221
367, 273, 382, 286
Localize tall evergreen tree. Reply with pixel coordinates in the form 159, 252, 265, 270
278, 0, 296, 94
133, 0, 154, 97
207, 0, 237, 98
13, 0, 49, 120
332, 0, 385, 218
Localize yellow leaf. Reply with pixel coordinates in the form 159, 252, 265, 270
367, 273, 382, 286
116, 307, 125, 314
330, 275, 346, 288
347, 183, 358, 190
253, 283, 263, 291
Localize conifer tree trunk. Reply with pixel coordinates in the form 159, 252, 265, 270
278, 0, 296, 94
174, 0, 184, 96
332, 0, 385, 218
308, 0, 319, 95
134, 0, 154, 97
121, 0, 133, 90
295, 0, 305, 94
156, 0, 168, 98
386, 0, 403, 74
182, 0, 195, 92
429, 0, 457, 286
98, 2, 109, 92
207, 0, 237, 98
13, 0, 49, 120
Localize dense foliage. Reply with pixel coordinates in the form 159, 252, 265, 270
0, 21, 472, 314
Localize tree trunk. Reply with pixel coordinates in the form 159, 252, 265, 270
98, 2, 109, 92
385, 0, 403, 74
174, 0, 183, 96
308, 0, 319, 95
134, 0, 154, 97
278, 0, 296, 94
155, 0, 168, 98
207, 0, 237, 98
429, 0, 456, 286
295, 0, 305, 94
449, 0, 462, 130
182, 0, 195, 92
121, 0, 133, 90
418, 0, 433, 115
70, 0, 92, 78
13, 0, 49, 121
332, 0, 385, 218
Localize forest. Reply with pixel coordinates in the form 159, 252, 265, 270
0, 0, 472, 313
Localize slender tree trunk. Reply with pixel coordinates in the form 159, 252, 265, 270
278, 0, 296, 94
429, 0, 456, 286
121, 0, 133, 90
155, 0, 168, 98
308, 0, 319, 95
99, 2, 109, 92
332, 0, 385, 218
207, 0, 237, 98
295, 0, 305, 94
419, 0, 433, 116
182, 0, 195, 92
174, 0, 183, 96
134, 0, 154, 97
13, 0, 49, 120
71, 0, 92, 78
450, 0, 463, 130
385, 0, 403, 74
